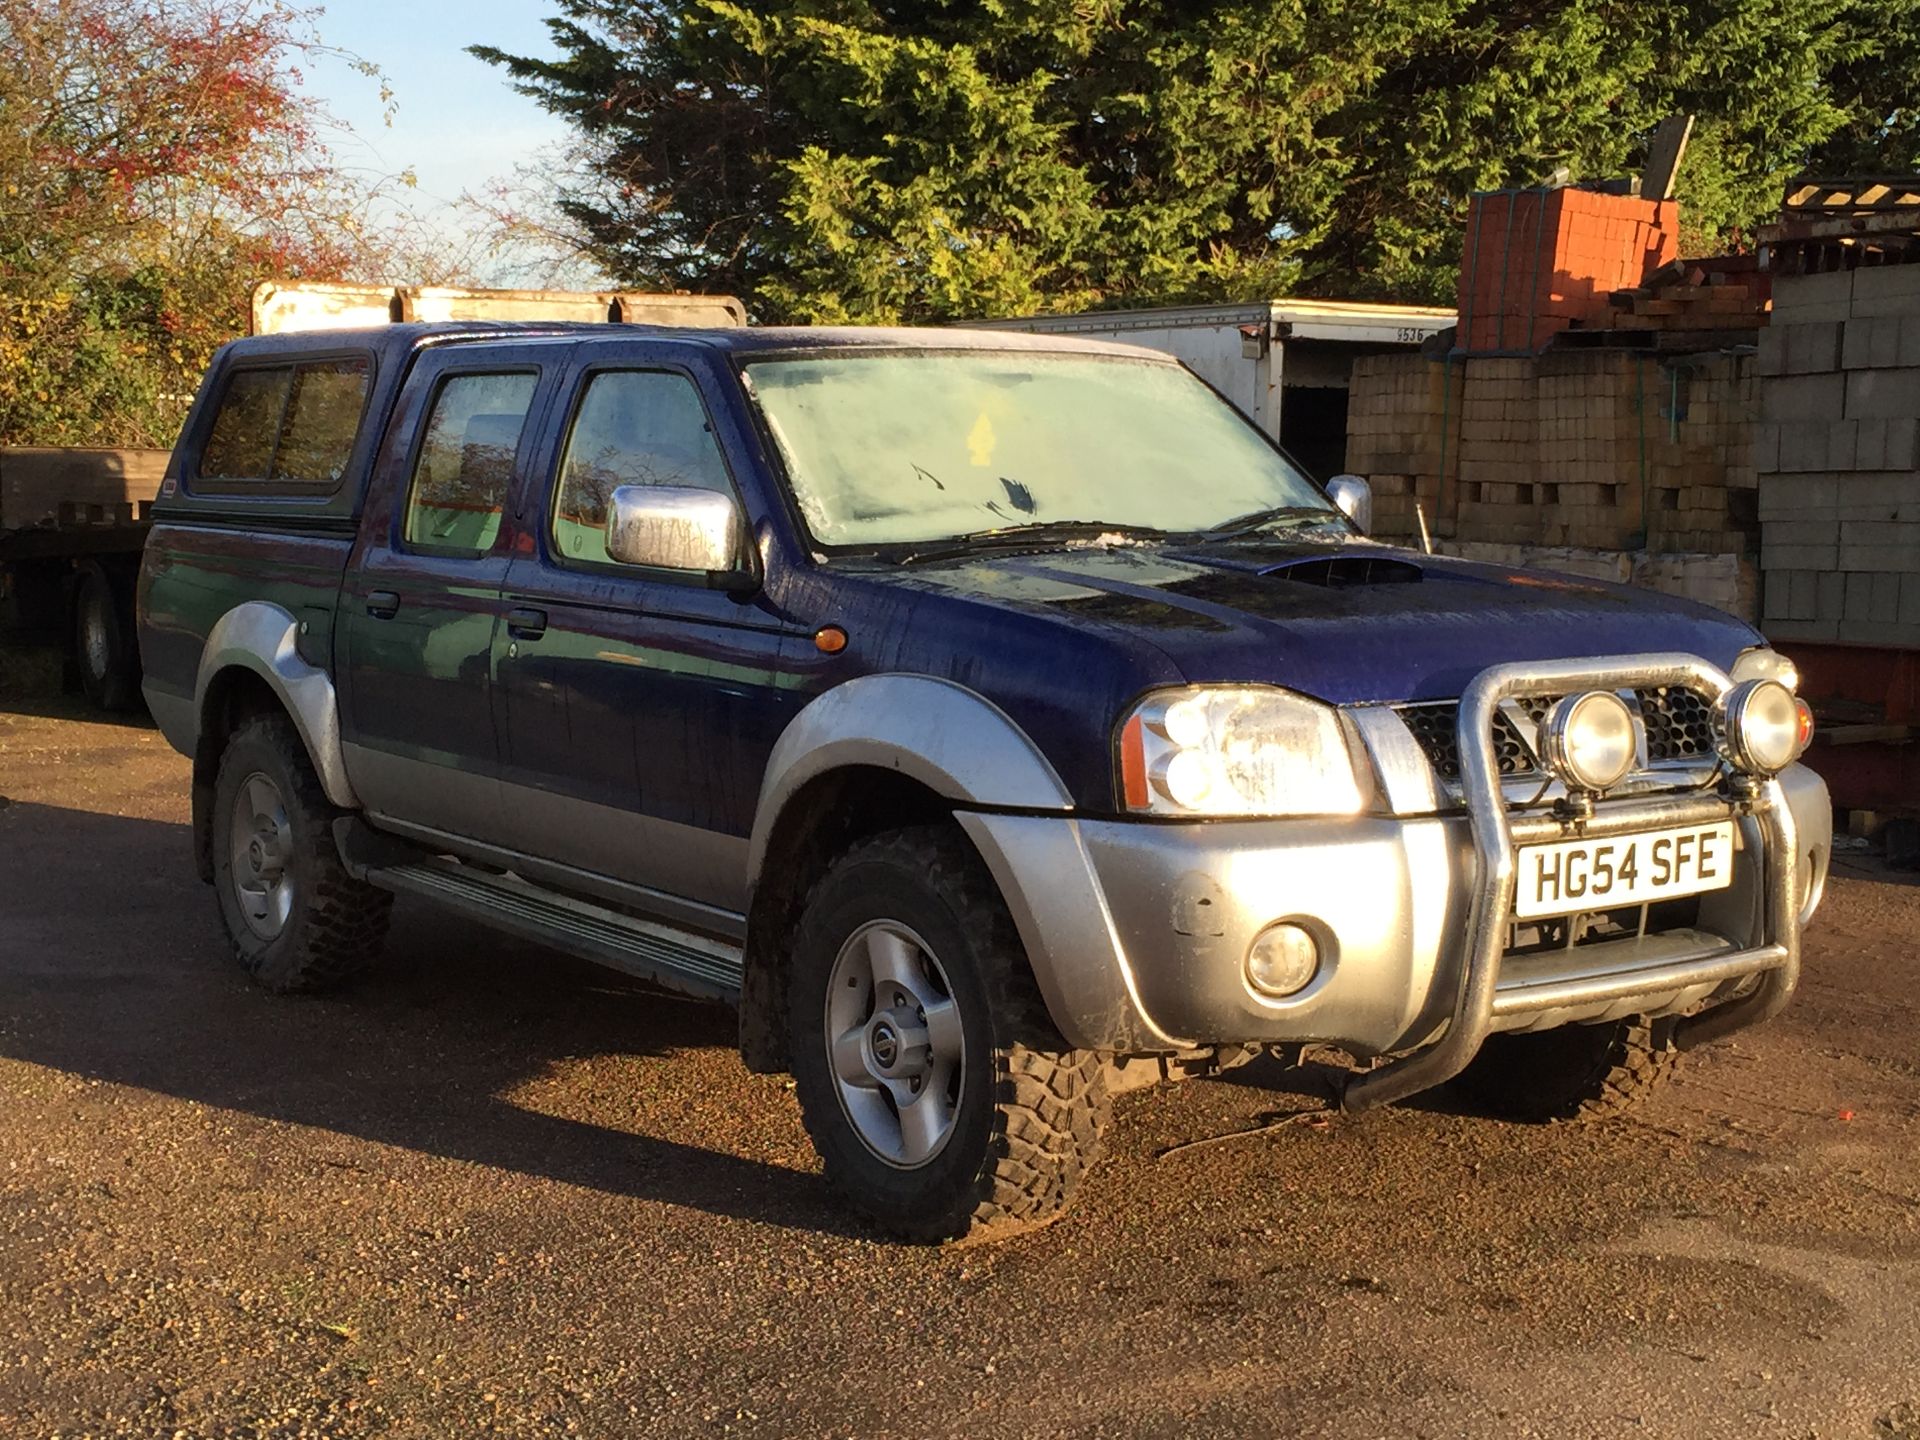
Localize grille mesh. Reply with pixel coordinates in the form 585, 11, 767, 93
1638, 685, 1716, 762
1395, 686, 1718, 780
1397, 702, 1539, 779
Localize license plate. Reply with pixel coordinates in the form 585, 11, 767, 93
1514, 822, 1735, 921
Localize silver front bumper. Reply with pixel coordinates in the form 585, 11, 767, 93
960, 654, 1831, 1076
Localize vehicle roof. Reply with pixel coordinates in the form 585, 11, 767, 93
213, 321, 1174, 365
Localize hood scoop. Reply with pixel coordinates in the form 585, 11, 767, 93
1259, 554, 1424, 587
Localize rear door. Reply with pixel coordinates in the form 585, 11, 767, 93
490, 345, 802, 921
337, 343, 561, 840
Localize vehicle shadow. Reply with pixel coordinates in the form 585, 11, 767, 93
0, 799, 864, 1240
0, 645, 154, 728
0, 691, 156, 727
1209, 1045, 1492, 1119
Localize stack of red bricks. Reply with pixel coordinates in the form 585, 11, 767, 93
1458, 188, 1679, 353
1587, 258, 1771, 334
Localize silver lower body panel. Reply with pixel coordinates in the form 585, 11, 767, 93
962, 760, 1831, 1057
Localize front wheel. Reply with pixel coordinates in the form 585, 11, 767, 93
1449, 1015, 1680, 1122
210, 713, 392, 992
788, 827, 1110, 1243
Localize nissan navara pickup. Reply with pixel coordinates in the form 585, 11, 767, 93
139, 322, 1832, 1241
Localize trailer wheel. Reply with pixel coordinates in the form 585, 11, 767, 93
72, 564, 141, 712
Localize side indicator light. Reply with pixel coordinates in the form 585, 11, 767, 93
814, 625, 848, 654
1119, 713, 1149, 809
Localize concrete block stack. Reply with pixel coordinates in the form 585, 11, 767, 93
1527, 354, 1641, 549
1335, 182, 1771, 619
1344, 354, 1461, 539
1639, 353, 1758, 557
1454, 358, 1543, 543
1758, 266, 1920, 645
1346, 351, 1757, 551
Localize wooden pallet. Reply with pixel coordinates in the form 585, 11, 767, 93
1783, 177, 1920, 219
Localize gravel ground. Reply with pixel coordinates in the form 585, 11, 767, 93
1, 695, 1917, 1438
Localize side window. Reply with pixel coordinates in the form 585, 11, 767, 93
273, 361, 371, 483
402, 372, 539, 558
201, 368, 291, 480
552, 370, 732, 566
199, 359, 369, 486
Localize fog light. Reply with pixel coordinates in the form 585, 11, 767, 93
1245, 923, 1320, 998
1719, 678, 1800, 776
1540, 690, 1637, 792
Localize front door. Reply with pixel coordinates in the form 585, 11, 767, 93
491, 357, 801, 922
338, 350, 557, 840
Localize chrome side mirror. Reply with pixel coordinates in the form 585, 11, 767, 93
605, 484, 752, 585
1326, 474, 1373, 535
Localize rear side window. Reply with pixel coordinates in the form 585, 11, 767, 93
552, 370, 732, 566
199, 358, 370, 487
402, 372, 538, 558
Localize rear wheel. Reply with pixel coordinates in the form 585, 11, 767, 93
788, 827, 1110, 1242
210, 713, 392, 992
72, 565, 140, 712
1450, 1015, 1679, 1122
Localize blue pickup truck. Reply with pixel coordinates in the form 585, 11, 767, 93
139, 321, 1831, 1241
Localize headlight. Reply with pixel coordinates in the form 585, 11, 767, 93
1539, 690, 1638, 791
1731, 646, 1799, 691
1117, 686, 1367, 816
1718, 678, 1803, 775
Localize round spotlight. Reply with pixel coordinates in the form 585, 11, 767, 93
1245, 923, 1320, 999
1719, 678, 1801, 776
1540, 690, 1637, 792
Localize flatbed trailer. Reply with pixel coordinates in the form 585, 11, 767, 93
0, 447, 168, 709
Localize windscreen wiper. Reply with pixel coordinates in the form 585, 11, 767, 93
895, 520, 1167, 566
1195, 504, 1348, 542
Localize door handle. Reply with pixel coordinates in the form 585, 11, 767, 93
505, 606, 548, 640
365, 590, 400, 619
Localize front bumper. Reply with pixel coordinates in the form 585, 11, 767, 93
960, 654, 1832, 1073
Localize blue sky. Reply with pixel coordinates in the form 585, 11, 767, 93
305, 0, 572, 215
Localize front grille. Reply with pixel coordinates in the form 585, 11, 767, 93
1397, 701, 1541, 779
1395, 686, 1719, 780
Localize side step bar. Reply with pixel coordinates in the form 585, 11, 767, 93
357, 850, 745, 1003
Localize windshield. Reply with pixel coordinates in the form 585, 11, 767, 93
743, 351, 1338, 549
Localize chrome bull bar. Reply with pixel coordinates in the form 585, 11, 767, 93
1342, 653, 1801, 1113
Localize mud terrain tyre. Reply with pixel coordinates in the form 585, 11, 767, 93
210, 713, 391, 992
1450, 1015, 1680, 1122
788, 826, 1111, 1243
